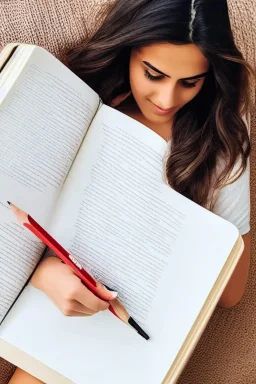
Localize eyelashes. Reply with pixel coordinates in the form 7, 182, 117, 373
144, 70, 164, 82
144, 70, 163, 82
144, 69, 198, 88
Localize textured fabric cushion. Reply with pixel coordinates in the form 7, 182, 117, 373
0, 1, 255, 384
0, 358, 16, 384
0, 0, 113, 60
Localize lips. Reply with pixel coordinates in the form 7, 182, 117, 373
150, 100, 176, 115
152, 102, 173, 112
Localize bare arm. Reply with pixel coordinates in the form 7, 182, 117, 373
8, 368, 44, 384
218, 232, 250, 308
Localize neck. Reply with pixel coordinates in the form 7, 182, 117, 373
116, 94, 173, 142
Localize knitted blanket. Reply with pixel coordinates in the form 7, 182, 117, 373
0, 1, 255, 383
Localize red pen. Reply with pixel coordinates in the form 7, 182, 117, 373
8, 201, 149, 340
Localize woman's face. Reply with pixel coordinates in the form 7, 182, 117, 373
129, 42, 210, 124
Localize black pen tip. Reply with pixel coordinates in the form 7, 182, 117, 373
7, 201, 10, 205
128, 317, 150, 340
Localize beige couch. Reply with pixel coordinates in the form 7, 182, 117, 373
0, 1, 255, 383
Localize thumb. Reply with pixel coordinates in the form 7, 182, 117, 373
96, 281, 118, 301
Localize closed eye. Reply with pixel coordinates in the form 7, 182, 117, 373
144, 69, 200, 88
181, 80, 198, 88
144, 69, 164, 82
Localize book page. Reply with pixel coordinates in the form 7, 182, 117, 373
0, 106, 240, 383
0, 45, 99, 321
47, 104, 239, 322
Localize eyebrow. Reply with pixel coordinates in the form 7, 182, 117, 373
142, 61, 209, 80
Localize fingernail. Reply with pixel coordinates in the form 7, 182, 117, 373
103, 285, 118, 298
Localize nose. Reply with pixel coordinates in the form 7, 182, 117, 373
156, 83, 178, 110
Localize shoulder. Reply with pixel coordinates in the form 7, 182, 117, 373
211, 112, 250, 235
213, 157, 250, 236
110, 91, 132, 107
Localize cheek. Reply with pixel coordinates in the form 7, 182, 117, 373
129, 64, 152, 100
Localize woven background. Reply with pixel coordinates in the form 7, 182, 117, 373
0, 0, 255, 383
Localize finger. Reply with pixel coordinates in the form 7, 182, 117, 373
70, 300, 97, 315
63, 310, 91, 317
94, 281, 118, 301
75, 284, 111, 311
110, 91, 131, 107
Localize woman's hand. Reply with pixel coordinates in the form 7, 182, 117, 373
30, 257, 117, 316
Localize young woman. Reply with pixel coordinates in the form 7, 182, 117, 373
10, 0, 253, 382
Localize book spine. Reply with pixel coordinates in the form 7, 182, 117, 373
0, 44, 36, 105
0, 44, 20, 72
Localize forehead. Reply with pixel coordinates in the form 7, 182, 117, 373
137, 42, 210, 77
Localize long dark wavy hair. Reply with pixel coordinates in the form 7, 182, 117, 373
65, 0, 254, 210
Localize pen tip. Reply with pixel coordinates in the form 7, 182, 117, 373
128, 317, 150, 340
7, 201, 10, 205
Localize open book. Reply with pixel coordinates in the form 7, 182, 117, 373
0, 44, 244, 384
